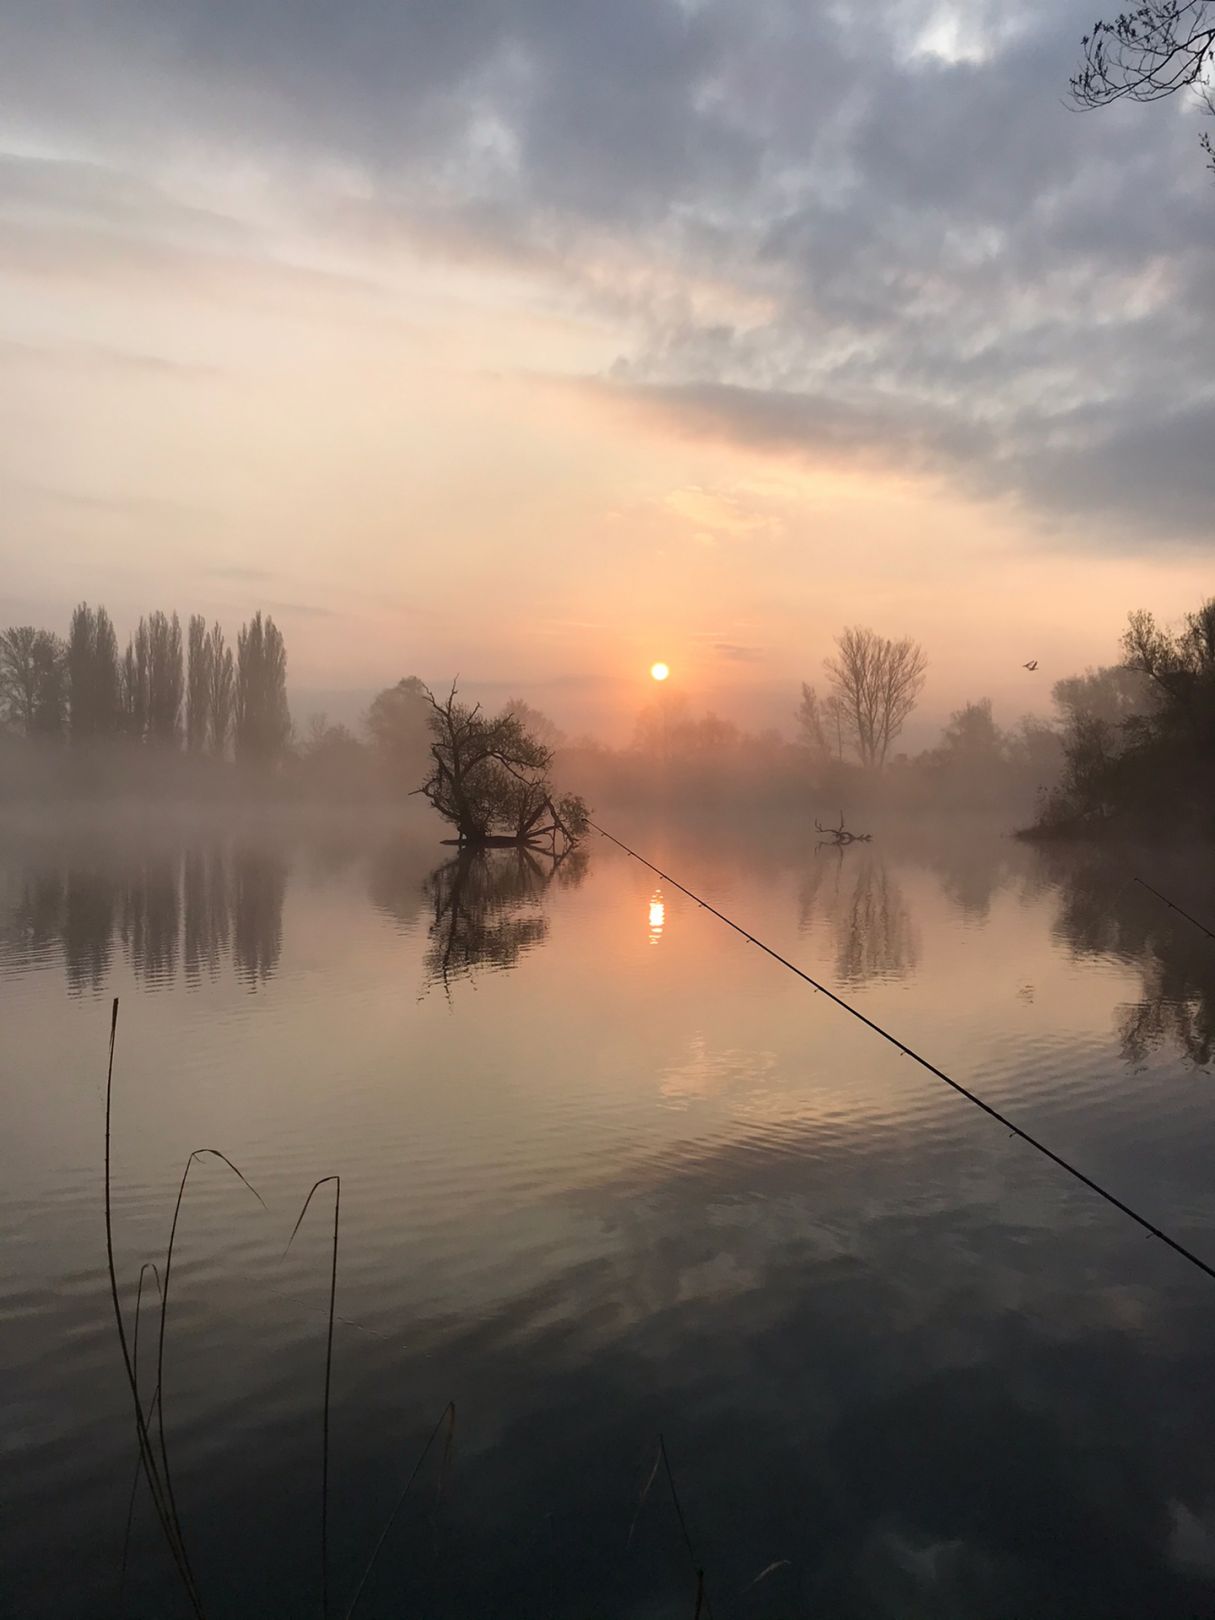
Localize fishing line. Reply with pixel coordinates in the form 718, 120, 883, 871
1134, 876, 1215, 944
592, 822, 1215, 1286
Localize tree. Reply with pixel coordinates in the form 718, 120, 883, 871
416, 683, 588, 848
121, 622, 149, 739
939, 698, 1005, 760
367, 676, 433, 787
145, 611, 184, 745
186, 615, 212, 753
1122, 597, 1215, 745
0, 627, 66, 737
796, 683, 828, 755
1052, 664, 1154, 730
234, 612, 290, 766
502, 698, 565, 749
67, 603, 121, 741
206, 623, 234, 757
1072, 2, 1215, 171
824, 626, 927, 768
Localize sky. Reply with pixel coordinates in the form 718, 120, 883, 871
1, 0, 1213, 744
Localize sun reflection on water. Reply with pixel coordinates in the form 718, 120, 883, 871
648, 891, 665, 944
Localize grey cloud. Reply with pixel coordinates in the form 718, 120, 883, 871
1, 0, 1213, 544
205, 565, 273, 583
713, 643, 765, 662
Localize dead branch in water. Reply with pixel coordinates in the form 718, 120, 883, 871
814, 812, 872, 847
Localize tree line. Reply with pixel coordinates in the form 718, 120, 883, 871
1029, 593, 1215, 837
0, 605, 290, 764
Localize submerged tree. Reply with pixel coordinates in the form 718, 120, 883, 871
1072, 2, 1215, 171
234, 612, 290, 766
824, 626, 927, 768
416, 683, 588, 849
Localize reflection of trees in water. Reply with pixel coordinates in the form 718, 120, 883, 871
3, 839, 285, 992
1049, 853, 1215, 1068
366, 835, 436, 931
799, 849, 918, 985
120, 854, 180, 985
63, 869, 117, 993
424, 845, 588, 991
183, 844, 229, 982
230, 848, 287, 987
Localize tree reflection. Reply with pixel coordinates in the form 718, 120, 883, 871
423, 845, 588, 992
183, 843, 229, 983
63, 867, 117, 993
3, 837, 285, 991
800, 848, 918, 985
119, 854, 180, 986
1048, 852, 1215, 1069
230, 846, 287, 987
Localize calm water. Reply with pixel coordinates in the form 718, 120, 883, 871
4, 807, 1215, 1618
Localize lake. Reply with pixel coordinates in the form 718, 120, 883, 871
4, 806, 1215, 1618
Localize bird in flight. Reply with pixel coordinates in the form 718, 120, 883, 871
1023, 660, 1038, 671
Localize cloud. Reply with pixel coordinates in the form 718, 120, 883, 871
713, 642, 765, 662
1, 0, 1213, 547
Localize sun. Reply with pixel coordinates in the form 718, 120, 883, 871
650, 661, 670, 682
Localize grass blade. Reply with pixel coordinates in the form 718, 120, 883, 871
155, 1149, 266, 1597
286, 1176, 341, 1619
103, 999, 205, 1617
341, 1401, 456, 1619
117, 1262, 162, 1611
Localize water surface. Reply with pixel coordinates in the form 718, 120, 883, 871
4, 807, 1215, 1617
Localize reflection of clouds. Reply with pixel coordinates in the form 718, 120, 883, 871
348, 1102, 1215, 1617
658, 1034, 777, 1106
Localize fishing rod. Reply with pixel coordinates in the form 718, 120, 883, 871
592, 822, 1215, 1286
1134, 876, 1215, 945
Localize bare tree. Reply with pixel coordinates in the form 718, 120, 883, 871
234, 612, 290, 766
205, 623, 234, 757
0, 627, 66, 737
121, 622, 149, 739
67, 603, 121, 741
186, 614, 212, 753
145, 611, 184, 745
1072, 2, 1215, 170
796, 683, 828, 755
824, 626, 927, 768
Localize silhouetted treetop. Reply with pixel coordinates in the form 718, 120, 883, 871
1072, 2, 1215, 169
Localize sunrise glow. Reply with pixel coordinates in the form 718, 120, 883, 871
650, 663, 670, 682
